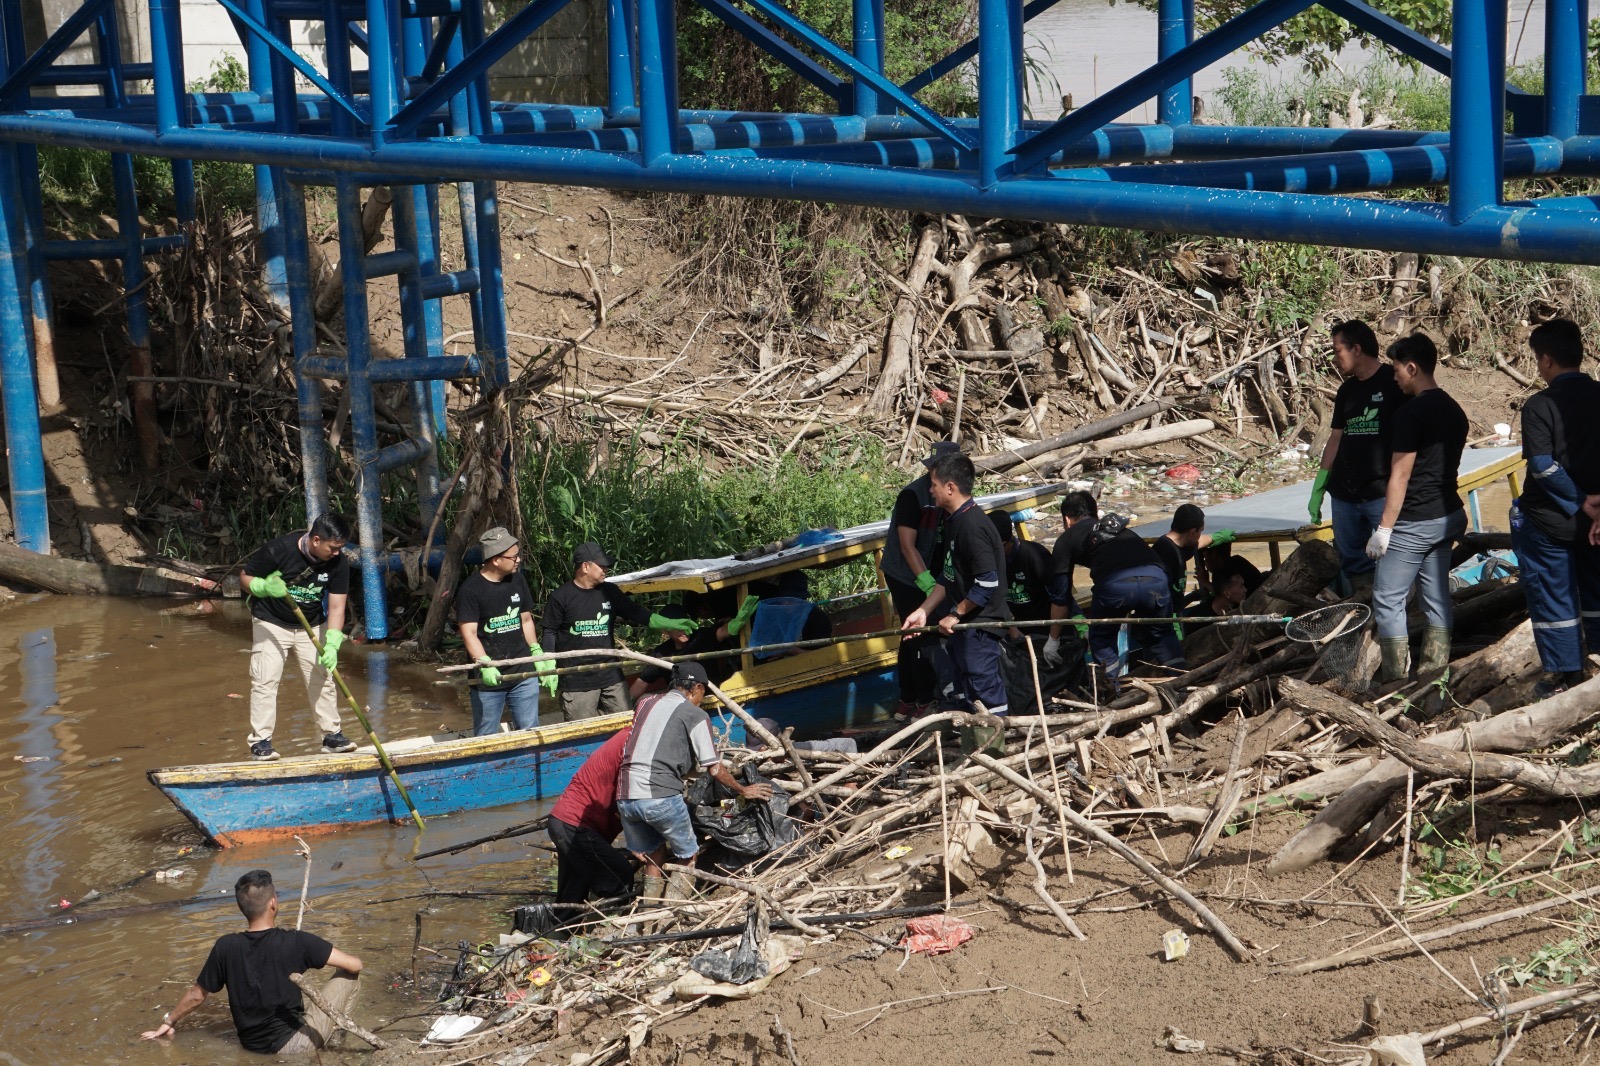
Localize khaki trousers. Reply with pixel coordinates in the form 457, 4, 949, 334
559, 681, 629, 722
278, 969, 361, 1053
249, 618, 342, 744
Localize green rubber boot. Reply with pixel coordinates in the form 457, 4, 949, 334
1378, 637, 1410, 684
1419, 626, 1452, 675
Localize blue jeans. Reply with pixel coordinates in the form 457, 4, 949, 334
470, 677, 541, 736
1331, 495, 1386, 580
943, 628, 1009, 715
1089, 566, 1183, 676
618, 795, 699, 859
1512, 506, 1600, 673
1373, 509, 1467, 639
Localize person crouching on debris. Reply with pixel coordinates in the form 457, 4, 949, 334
140, 869, 363, 1054
1365, 333, 1469, 683
239, 513, 358, 760
615, 662, 773, 901
901, 453, 1012, 741
548, 725, 638, 906
457, 526, 555, 735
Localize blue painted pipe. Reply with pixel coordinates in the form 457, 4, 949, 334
0, 143, 47, 552
1157, 0, 1194, 125
851, 0, 884, 117
1546, 0, 1583, 139
364, 248, 415, 277
607, 0, 636, 113
416, 267, 479, 299
636, 0, 676, 163
1449, 0, 1506, 221
32, 62, 156, 84
10, 114, 1600, 263
283, 185, 331, 525
977, 0, 1020, 187
40, 234, 185, 259
299, 355, 480, 381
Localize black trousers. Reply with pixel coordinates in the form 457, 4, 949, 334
888, 576, 950, 705
547, 815, 635, 905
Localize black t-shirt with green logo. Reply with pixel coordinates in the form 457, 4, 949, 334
1003, 538, 1054, 623
245, 533, 350, 629
456, 570, 535, 690
1329, 364, 1408, 502
539, 580, 654, 691
196, 928, 333, 1054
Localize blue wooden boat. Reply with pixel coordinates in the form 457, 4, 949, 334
149, 483, 1064, 847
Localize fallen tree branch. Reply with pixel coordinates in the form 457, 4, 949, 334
288, 973, 388, 1050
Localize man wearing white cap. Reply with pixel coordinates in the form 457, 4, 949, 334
456, 527, 554, 735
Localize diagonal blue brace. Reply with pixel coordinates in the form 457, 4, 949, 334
1010, 0, 1317, 172
695, 0, 847, 105
0, 0, 112, 106
731, 0, 971, 150
1317, 0, 1525, 96
900, 0, 1068, 96
211, 0, 368, 122
388, 0, 577, 137
421, 15, 459, 80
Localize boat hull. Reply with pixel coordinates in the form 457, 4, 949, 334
150, 665, 897, 847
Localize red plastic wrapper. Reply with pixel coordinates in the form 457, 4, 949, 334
1165, 463, 1202, 481
899, 915, 975, 955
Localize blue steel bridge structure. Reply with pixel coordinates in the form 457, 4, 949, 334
0, 0, 1591, 638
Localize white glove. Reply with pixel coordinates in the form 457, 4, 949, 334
1365, 526, 1393, 560
1042, 636, 1063, 668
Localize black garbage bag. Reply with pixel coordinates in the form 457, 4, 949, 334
690, 902, 770, 984
685, 763, 797, 859
1001, 633, 1090, 716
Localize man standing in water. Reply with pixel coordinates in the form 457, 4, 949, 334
238, 514, 358, 760
140, 869, 363, 1054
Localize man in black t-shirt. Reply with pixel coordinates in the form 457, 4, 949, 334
541, 542, 695, 722
1045, 491, 1184, 689
902, 453, 1010, 720
1151, 503, 1236, 630
1511, 319, 1600, 697
1365, 334, 1469, 683
882, 441, 961, 716
140, 869, 363, 1054
988, 509, 1052, 627
456, 527, 554, 735
1312, 320, 1408, 591
238, 514, 357, 761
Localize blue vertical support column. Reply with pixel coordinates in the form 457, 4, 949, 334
635, 0, 679, 164
244, 0, 289, 311
401, 16, 448, 441
1, 0, 57, 412
607, 0, 637, 115
283, 185, 331, 523
977, 0, 1021, 186
1449, 0, 1506, 223
0, 142, 47, 553
458, 0, 510, 390
1545, 0, 1583, 140
1157, 0, 1194, 125
150, 0, 195, 223
445, 31, 486, 372
851, 0, 885, 117
97, 8, 159, 470
389, 186, 442, 524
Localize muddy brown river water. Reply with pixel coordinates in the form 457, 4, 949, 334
0, 595, 559, 1063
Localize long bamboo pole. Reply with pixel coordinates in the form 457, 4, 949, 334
281, 598, 426, 831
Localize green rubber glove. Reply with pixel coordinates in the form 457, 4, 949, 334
1208, 528, 1237, 547
914, 570, 938, 596
1308, 468, 1331, 524
649, 612, 698, 634
728, 595, 760, 634
248, 570, 288, 600
477, 657, 502, 687
530, 644, 558, 696
317, 629, 345, 671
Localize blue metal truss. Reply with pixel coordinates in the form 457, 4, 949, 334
0, 0, 1593, 638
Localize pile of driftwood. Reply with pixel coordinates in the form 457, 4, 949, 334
386, 540, 1600, 1064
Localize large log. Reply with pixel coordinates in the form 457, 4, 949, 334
1184, 540, 1340, 665
1266, 675, 1600, 875
974, 400, 1172, 472
1307, 690, 1600, 797
0, 542, 219, 597
1039, 419, 1217, 476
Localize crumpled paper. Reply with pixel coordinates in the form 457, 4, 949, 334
1362, 1035, 1426, 1066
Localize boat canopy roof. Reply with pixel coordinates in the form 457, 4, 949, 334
1131, 447, 1521, 540
612, 482, 1066, 594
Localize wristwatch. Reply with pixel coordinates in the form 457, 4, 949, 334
162, 1013, 172, 1027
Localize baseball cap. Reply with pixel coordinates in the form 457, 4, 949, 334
671, 661, 709, 687
572, 542, 614, 569
921, 440, 963, 468
479, 526, 518, 560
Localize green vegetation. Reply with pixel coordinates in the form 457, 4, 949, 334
1404, 814, 1508, 906
1496, 916, 1600, 989
1130, 0, 1450, 73
513, 430, 902, 600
